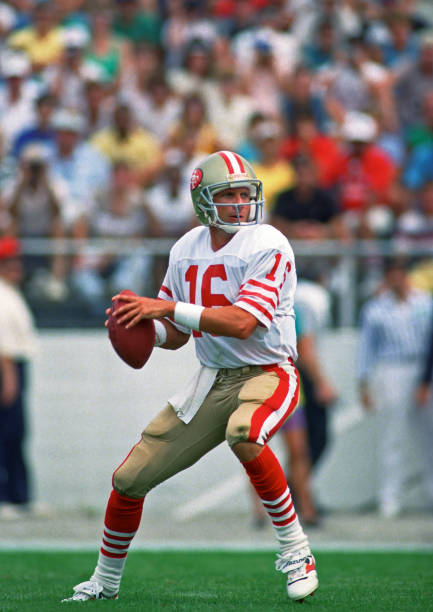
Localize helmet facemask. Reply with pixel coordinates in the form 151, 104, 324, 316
197, 179, 264, 234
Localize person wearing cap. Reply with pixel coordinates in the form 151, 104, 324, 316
3, 143, 69, 300
0, 52, 37, 154
42, 26, 90, 110
50, 108, 111, 227
0, 236, 38, 520
337, 111, 396, 236
357, 257, 433, 517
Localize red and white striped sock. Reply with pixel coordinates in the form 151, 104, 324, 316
90, 489, 144, 596
242, 445, 308, 556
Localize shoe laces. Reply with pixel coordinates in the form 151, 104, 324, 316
275, 547, 312, 580
71, 580, 103, 600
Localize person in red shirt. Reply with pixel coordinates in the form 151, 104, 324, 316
280, 112, 345, 189
337, 112, 397, 236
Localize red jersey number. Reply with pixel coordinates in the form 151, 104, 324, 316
185, 264, 231, 337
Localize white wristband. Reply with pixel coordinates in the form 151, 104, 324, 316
153, 320, 167, 347
174, 302, 204, 331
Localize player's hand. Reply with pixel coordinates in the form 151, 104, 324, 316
111, 294, 175, 328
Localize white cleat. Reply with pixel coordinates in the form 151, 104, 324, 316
275, 546, 319, 602
61, 580, 118, 602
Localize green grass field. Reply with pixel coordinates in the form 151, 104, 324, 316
0, 550, 432, 611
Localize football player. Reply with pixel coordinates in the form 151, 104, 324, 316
62, 151, 318, 603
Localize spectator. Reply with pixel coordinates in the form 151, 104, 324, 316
357, 257, 433, 517
0, 237, 38, 520
337, 111, 397, 237
271, 154, 348, 241
166, 38, 219, 100
12, 92, 56, 160
231, 6, 299, 78
121, 41, 163, 94
238, 38, 283, 119
162, 0, 219, 68
370, 179, 413, 240
236, 111, 266, 163
144, 148, 196, 239
403, 91, 433, 190
80, 76, 114, 137
280, 112, 345, 189
167, 93, 220, 155
50, 108, 111, 229
395, 181, 433, 247
111, 0, 162, 47
3, 144, 68, 300
0, 52, 37, 154
123, 74, 182, 145
206, 71, 255, 151
71, 160, 157, 310
7, 0, 65, 72
396, 32, 433, 129
84, 10, 132, 87
91, 101, 163, 187
381, 12, 419, 76
303, 18, 336, 71
252, 120, 295, 216
41, 26, 89, 109
280, 65, 330, 135
405, 88, 433, 149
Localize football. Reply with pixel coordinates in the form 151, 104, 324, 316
108, 289, 156, 369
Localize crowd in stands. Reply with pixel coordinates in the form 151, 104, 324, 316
0, 0, 432, 313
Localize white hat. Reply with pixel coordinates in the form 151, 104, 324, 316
21, 143, 50, 162
254, 121, 280, 141
341, 111, 377, 143
52, 109, 85, 133
1, 51, 30, 78
80, 59, 109, 83
62, 26, 90, 49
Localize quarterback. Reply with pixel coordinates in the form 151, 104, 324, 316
62, 151, 319, 603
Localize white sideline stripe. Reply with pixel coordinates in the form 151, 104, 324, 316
172, 473, 245, 521
1, 540, 433, 552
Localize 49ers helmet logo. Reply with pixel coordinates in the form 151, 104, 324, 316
190, 167, 203, 190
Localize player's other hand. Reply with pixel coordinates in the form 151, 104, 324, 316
111, 293, 175, 328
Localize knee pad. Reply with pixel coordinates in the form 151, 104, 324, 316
112, 444, 154, 498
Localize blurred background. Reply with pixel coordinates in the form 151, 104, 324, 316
0, 0, 432, 547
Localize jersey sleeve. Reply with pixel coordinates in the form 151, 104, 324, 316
234, 248, 295, 329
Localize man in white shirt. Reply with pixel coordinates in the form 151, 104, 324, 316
357, 258, 433, 517
0, 237, 37, 519
63, 151, 318, 604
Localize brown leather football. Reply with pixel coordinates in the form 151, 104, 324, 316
108, 289, 155, 369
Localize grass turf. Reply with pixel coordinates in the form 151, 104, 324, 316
0, 550, 432, 611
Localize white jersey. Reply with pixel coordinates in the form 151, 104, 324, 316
158, 224, 298, 368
